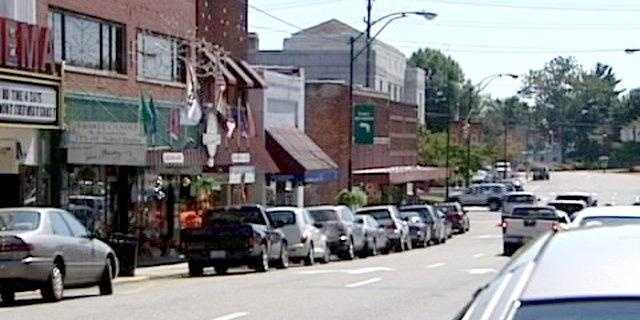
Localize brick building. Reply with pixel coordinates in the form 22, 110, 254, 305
196, 0, 249, 59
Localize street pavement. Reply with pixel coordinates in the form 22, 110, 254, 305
1, 170, 632, 320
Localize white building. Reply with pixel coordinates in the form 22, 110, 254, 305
621, 119, 640, 143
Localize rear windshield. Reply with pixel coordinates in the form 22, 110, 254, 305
514, 300, 640, 320
507, 195, 535, 203
207, 208, 266, 225
512, 208, 556, 218
0, 211, 40, 231
556, 195, 588, 202
581, 216, 640, 226
550, 203, 584, 214
399, 211, 420, 220
268, 211, 296, 226
357, 210, 392, 222
308, 210, 338, 222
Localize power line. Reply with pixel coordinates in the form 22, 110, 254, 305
423, 0, 640, 12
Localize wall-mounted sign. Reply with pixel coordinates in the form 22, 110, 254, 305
354, 104, 375, 145
64, 121, 147, 166
0, 81, 57, 124
162, 152, 185, 165
0, 17, 54, 72
0, 140, 18, 174
231, 152, 251, 164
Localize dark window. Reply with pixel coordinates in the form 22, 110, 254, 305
308, 210, 338, 222
50, 213, 73, 237
514, 300, 640, 320
61, 212, 89, 237
268, 211, 296, 226
357, 210, 392, 222
207, 208, 267, 225
512, 207, 556, 218
0, 211, 40, 231
50, 10, 125, 73
138, 32, 186, 82
507, 195, 535, 203
581, 216, 640, 226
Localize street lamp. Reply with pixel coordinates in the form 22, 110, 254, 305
347, 11, 438, 190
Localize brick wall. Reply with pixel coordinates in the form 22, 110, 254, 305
196, 0, 248, 59
37, 0, 195, 103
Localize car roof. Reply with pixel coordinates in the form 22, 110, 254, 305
0, 207, 62, 214
510, 205, 557, 212
547, 199, 587, 205
520, 225, 640, 301
506, 191, 535, 197
357, 205, 395, 212
574, 206, 640, 219
399, 205, 431, 210
266, 207, 305, 214
307, 205, 346, 211
556, 192, 594, 197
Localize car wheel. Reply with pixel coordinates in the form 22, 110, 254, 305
214, 265, 229, 275
320, 247, 331, 264
188, 261, 204, 277
256, 244, 270, 272
276, 242, 289, 269
370, 239, 378, 256
41, 263, 64, 302
405, 236, 412, 251
342, 239, 356, 260
304, 243, 315, 266
1, 288, 15, 305
98, 262, 113, 296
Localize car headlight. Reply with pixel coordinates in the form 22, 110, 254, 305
339, 235, 349, 241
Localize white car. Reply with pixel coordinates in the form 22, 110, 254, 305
266, 207, 331, 265
571, 206, 640, 228
502, 192, 538, 214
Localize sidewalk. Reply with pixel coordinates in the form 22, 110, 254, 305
114, 263, 188, 285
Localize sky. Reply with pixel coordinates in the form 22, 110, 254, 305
248, 0, 640, 98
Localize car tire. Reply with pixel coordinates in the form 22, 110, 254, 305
320, 247, 331, 264
405, 236, 412, 251
489, 200, 501, 212
214, 265, 229, 275
98, 262, 113, 296
41, 263, 64, 302
503, 243, 516, 256
188, 261, 204, 277
370, 239, 378, 256
341, 239, 356, 260
256, 244, 270, 272
1, 288, 15, 305
275, 242, 289, 269
304, 243, 315, 266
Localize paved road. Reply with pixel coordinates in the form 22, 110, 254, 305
0, 210, 507, 320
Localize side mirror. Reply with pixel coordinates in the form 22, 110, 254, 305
313, 222, 323, 229
355, 218, 364, 224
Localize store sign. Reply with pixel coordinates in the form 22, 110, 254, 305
0, 17, 54, 72
229, 165, 255, 184
231, 152, 251, 164
162, 152, 185, 165
0, 81, 57, 124
354, 104, 375, 145
65, 121, 147, 166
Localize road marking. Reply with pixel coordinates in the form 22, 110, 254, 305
476, 234, 501, 239
465, 268, 497, 275
212, 312, 249, 320
345, 277, 382, 288
473, 253, 485, 258
426, 263, 446, 269
297, 267, 394, 275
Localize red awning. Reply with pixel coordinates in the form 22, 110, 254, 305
147, 149, 207, 175
209, 136, 279, 174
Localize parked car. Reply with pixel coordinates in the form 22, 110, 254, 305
399, 205, 448, 245
354, 215, 388, 256
571, 206, 640, 228
546, 199, 586, 220
0, 208, 118, 304
181, 205, 289, 276
455, 225, 640, 319
398, 211, 432, 248
501, 205, 571, 256
435, 202, 470, 234
266, 207, 331, 265
450, 183, 509, 211
502, 192, 538, 215
555, 192, 598, 207
356, 206, 411, 252
307, 206, 367, 260
532, 166, 550, 180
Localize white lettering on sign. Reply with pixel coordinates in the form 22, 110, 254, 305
0, 81, 57, 124
231, 152, 250, 164
162, 152, 184, 165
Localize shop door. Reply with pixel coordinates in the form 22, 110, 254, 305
0, 174, 20, 207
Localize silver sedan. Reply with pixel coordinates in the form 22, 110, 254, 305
0, 208, 118, 304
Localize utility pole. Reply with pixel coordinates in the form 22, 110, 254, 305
365, 0, 373, 88
348, 36, 355, 191
445, 111, 451, 201
503, 120, 508, 179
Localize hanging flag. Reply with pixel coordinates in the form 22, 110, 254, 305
139, 92, 153, 135
148, 95, 158, 135
181, 63, 202, 126
169, 108, 182, 140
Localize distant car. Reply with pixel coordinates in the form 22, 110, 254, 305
356, 206, 411, 252
266, 207, 331, 265
571, 206, 640, 228
399, 205, 448, 245
398, 211, 432, 248
455, 225, 640, 319
546, 200, 586, 220
307, 206, 367, 260
436, 202, 470, 233
555, 192, 598, 207
181, 205, 289, 276
532, 166, 550, 180
502, 192, 538, 215
0, 208, 118, 304
501, 205, 570, 256
354, 215, 388, 256
451, 183, 509, 211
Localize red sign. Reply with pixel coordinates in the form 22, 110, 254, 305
0, 17, 54, 73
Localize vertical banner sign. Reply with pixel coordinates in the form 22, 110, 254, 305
354, 104, 375, 145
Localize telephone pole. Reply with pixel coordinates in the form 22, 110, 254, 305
365, 0, 373, 88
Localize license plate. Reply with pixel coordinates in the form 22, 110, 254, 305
209, 250, 226, 259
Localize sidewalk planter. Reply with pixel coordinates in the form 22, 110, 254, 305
106, 233, 139, 277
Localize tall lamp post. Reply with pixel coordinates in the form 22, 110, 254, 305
347, 11, 438, 190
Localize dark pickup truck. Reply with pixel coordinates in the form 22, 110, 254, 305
181, 205, 289, 276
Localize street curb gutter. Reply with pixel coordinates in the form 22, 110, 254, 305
114, 272, 186, 285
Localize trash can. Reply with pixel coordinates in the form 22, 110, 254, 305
106, 233, 139, 277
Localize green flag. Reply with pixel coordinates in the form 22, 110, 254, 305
139, 92, 156, 136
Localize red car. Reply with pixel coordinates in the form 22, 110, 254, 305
436, 203, 470, 234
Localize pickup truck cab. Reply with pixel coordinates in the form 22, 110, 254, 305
555, 192, 598, 207
501, 205, 570, 256
181, 205, 289, 276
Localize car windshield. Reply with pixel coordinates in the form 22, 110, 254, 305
358, 210, 392, 222
550, 203, 584, 214
399, 211, 420, 220
512, 208, 557, 218
581, 216, 640, 226
514, 300, 640, 320
0, 211, 40, 231
308, 209, 339, 222
268, 211, 296, 226
207, 208, 266, 225
507, 195, 535, 203
556, 195, 589, 202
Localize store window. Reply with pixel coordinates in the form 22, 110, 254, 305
137, 32, 187, 83
0, 0, 35, 24
49, 9, 126, 73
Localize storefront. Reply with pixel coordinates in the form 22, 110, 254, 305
353, 166, 447, 204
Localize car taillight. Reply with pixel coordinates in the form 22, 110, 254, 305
0, 237, 32, 252
552, 222, 560, 232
